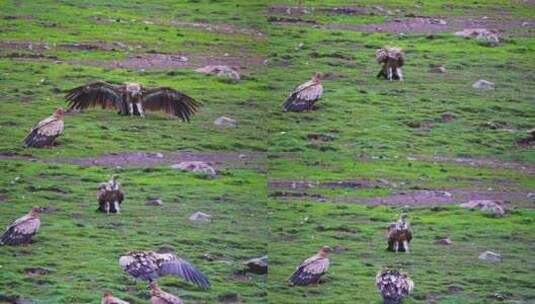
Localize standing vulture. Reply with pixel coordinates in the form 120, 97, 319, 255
1, 207, 41, 245
150, 282, 183, 304
97, 175, 124, 214
288, 246, 332, 286
101, 290, 130, 304
376, 47, 405, 81
387, 214, 412, 253
119, 251, 210, 289
282, 72, 323, 112
23, 108, 64, 148
65, 81, 201, 121
376, 269, 414, 304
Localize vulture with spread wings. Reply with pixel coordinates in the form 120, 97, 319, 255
119, 251, 210, 289
288, 246, 332, 286
150, 282, 183, 304
376, 269, 414, 304
282, 72, 323, 112
1, 207, 41, 245
23, 108, 64, 148
65, 81, 201, 121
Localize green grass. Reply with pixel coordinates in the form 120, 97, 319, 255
0, 0, 534, 303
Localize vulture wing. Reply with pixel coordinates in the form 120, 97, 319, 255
1, 216, 40, 245
157, 254, 211, 289
65, 81, 125, 112
153, 290, 183, 304
23, 115, 64, 148
141, 87, 201, 122
288, 255, 329, 286
119, 252, 161, 281
283, 81, 323, 112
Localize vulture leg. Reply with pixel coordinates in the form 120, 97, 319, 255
403, 241, 409, 253
128, 103, 135, 116
387, 66, 393, 81
394, 241, 399, 253
135, 103, 145, 118
396, 68, 404, 81
114, 201, 121, 214
104, 202, 110, 215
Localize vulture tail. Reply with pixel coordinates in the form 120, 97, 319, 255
288, 267, 320, 286
23, 130, 57, 148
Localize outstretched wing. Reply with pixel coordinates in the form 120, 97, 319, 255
158, 256, 211, 289
65, 81, 124, 111
141, 87, 201, 122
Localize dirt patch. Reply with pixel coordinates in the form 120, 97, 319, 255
168, 21, 265, 38
269, 191, 325, 200
0, 151, 265, 169
409, 155, 535, 174
25, 267, 51, 277
267, 16, 317, 25
268, 5, 386, 16
269, 179, 386, 190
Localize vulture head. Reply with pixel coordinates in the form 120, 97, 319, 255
30, 207, 41, 218
149, 281, 161, 294
126, 82, 142, 98
53, 108, 65, 119
102, 290, 113, 297
318, 246, 333, 257
312, 72, 322, 83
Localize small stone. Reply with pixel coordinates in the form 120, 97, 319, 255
434, 238, 452, 245
243, 255, 268, 274
429, 65, 446, 73
189, 211, 212, 222
460, 200, 505, 217
217, 293, 241, 303
478, 250, 502, 262
171, 161, 217, 177
472, 79, 495, 90
429, 18, 447, 25
195, 65, 240, 80
145, 199, 163, 206
214, 116, 237, 127
441, 112, 457, 122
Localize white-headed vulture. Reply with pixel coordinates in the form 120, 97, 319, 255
1, 207, 41, 245
283, 72, 323, 112
288, 246, 332, 286
23, 108, 64, 148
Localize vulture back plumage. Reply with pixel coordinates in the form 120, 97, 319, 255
288, 246, 331, 286
23, 108, 64, 148
376, 269, 414, 304
119, 251, 210, 289
1, 207, 41, 245
283, 73, 323, 112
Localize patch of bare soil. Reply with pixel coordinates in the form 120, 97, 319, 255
269, 179, 386, 190
0, 151, 265, 170
267, 16, 317, 25
410, 155, 535, 174
168, 21, 265, 38
268, 5, 385, 16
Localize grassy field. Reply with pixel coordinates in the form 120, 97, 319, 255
0, 0, 534, 303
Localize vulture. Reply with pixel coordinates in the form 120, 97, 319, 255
282, 72, 323, 112
101, 290, 130, 304
387, 214, 412, 253
150, 282, 183, 304
288, 246, 332, 286
376, 47, 405, 81
23, 108, 64, 148
65, 81, 201, 121
119, 251, 210, 289
376, 269, 414, 304
1, 207, 41, 245
97, 175, 124, 214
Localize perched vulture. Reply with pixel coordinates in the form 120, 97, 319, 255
119, 251, 210, 289
376, 47, 405, 81
97, 175, 124, 214
0, 207, 41, 246
387, 214, 412, 253
288, 246, 332, 286
376, 269, 414, 304
65, 81, 201, 121
101, 290, 130, 304
282, 72, 323, 112
150, 282, 183, 304
23, 108, 64, 148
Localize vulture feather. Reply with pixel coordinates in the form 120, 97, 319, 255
376, 269, 414, 304
387, 214, 412, 253
23, 108, 64, 148
97, 175, 124, 214
283, 73, 323, 112
119, 251, 210, 289
376, 47, 405, 81
150, 282, 183, 304
288, 246, 331, 286
65, 81, 201, 121
101, 290, 130, 304
1, 207, 41, 246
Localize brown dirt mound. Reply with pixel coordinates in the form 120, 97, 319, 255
410, 155, 535, 174
168, 21, 265, 38
269, 179, 385, 190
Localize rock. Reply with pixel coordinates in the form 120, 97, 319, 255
189, 211, 212, 222
429, 65, 446, 73
455, 28, 499, 46
460, 200, 505, 217
243, 255, 268, 274
434, 238, 452, 245
440, 112, 457, 122
214, 116, 237, 127
472, 79, 495, 90
217, 293, 241, 303
195, 65, 240, 80
145, 199, 163, 206
25, 267, 51, 277
429, 18, 447, 25
171, 161, 217, 177
478, 250, 502, 262
307, 133, 337, 142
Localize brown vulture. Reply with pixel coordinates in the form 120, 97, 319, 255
23, 108, 64, 148
65, 81, 201, 121
150, 282, 183, 304
1, 207, 41, 245
97, 175, 124, 214
119, 251, 210, 289
376, 269, 414, 304
282, 72, 323, 112
101, 290, 130, 304
376, 47, 405, 81
288, 246, 332, 286
387, 214, 412, 253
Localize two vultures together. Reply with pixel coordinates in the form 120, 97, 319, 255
22, 46, 404, 149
